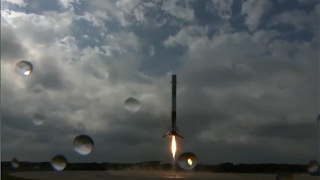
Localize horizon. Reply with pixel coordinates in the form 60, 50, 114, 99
1, 0, 319, 166
0, 160, 314, 165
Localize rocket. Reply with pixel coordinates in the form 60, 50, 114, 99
162, 75, 184, 139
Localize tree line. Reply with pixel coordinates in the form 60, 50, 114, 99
1, 161, 318, 176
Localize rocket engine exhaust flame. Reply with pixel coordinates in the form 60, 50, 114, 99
187, 158, 192, 166
171, 135, 177, 159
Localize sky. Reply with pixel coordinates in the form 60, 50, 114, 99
0, 0, 319, 164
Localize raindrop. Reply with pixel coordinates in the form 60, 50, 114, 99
51, 155, 67, 171
76, 122, 86, 131
177, 152, 198, 171
93, 71, 108, 80
155, 16, 166, 27
307, 160, 319, 175
73, 134, 94, 155
33, 113, 45, 126
275, 71, 297, 90
11, 158, 19, 169
231, 61, 249, 73
149, 46, 155, 56
124, 97, 141, 112
32, 84, 44, 93
275, 173, 293, 180
15, 60, 33, 76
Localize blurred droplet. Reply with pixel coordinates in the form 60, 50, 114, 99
317, 114, 320, 122
177, 152, 198, 171
275, 173, 293, 180
93, 71, 108, 80
76, 122, 86, 131
67, 122, 86, 133
275, 71, 297, 90
51, 155, 67, 171
32, 84, 44, 93
33, 113, 45, 126
15, 60, 33, 76
11, 158, 19, 169
149, 46, 155, 56
73, 134, 94, 155
124, 97, 141, 112
231, 61, 249, 73
307, 160, 319, 175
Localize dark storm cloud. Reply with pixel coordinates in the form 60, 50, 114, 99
1, 106, 79, 139
180, 66, 256, 88
24, 57, 71, 91
1, 25, 27, 61
1, 109, 36, 131
252, 122, 318, 140
102, 127, 158, 146
249, 57, 305, 76
176, 88, 231, 136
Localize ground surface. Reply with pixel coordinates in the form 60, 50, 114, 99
2, 169, 35, 180
9, 170, 319, 180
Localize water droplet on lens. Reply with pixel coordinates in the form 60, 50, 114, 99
124, 97, 141, 112
149, 46, 155, 56
51, 155, 67, 171
93, 71, 108, 80
231, 61, 249, 73
307, 160, 319, 175
275, 173, 293, 180
317, 114, 320, 122
15, 60, 33, 76
275, 71, 296, 90
73, 134, 94, 155
76, 122, 86, 131
32, 84, 44, 93
11, 158, 20, 169
33, 113, 45, 126
177, 152, 198, 171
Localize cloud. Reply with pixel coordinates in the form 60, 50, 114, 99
1, 0, 318, 164
297, 0, 319, 4
1, 0, 26, 7
241, 0, 272, 32
269, 5, 319, 41
206, 0, 234, 19
161, 0, 195, 21
163, 25, 208, 48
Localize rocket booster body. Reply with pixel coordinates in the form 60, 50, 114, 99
163, 75, 184, 139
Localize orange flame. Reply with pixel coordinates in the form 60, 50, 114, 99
171, 135, 177, 159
